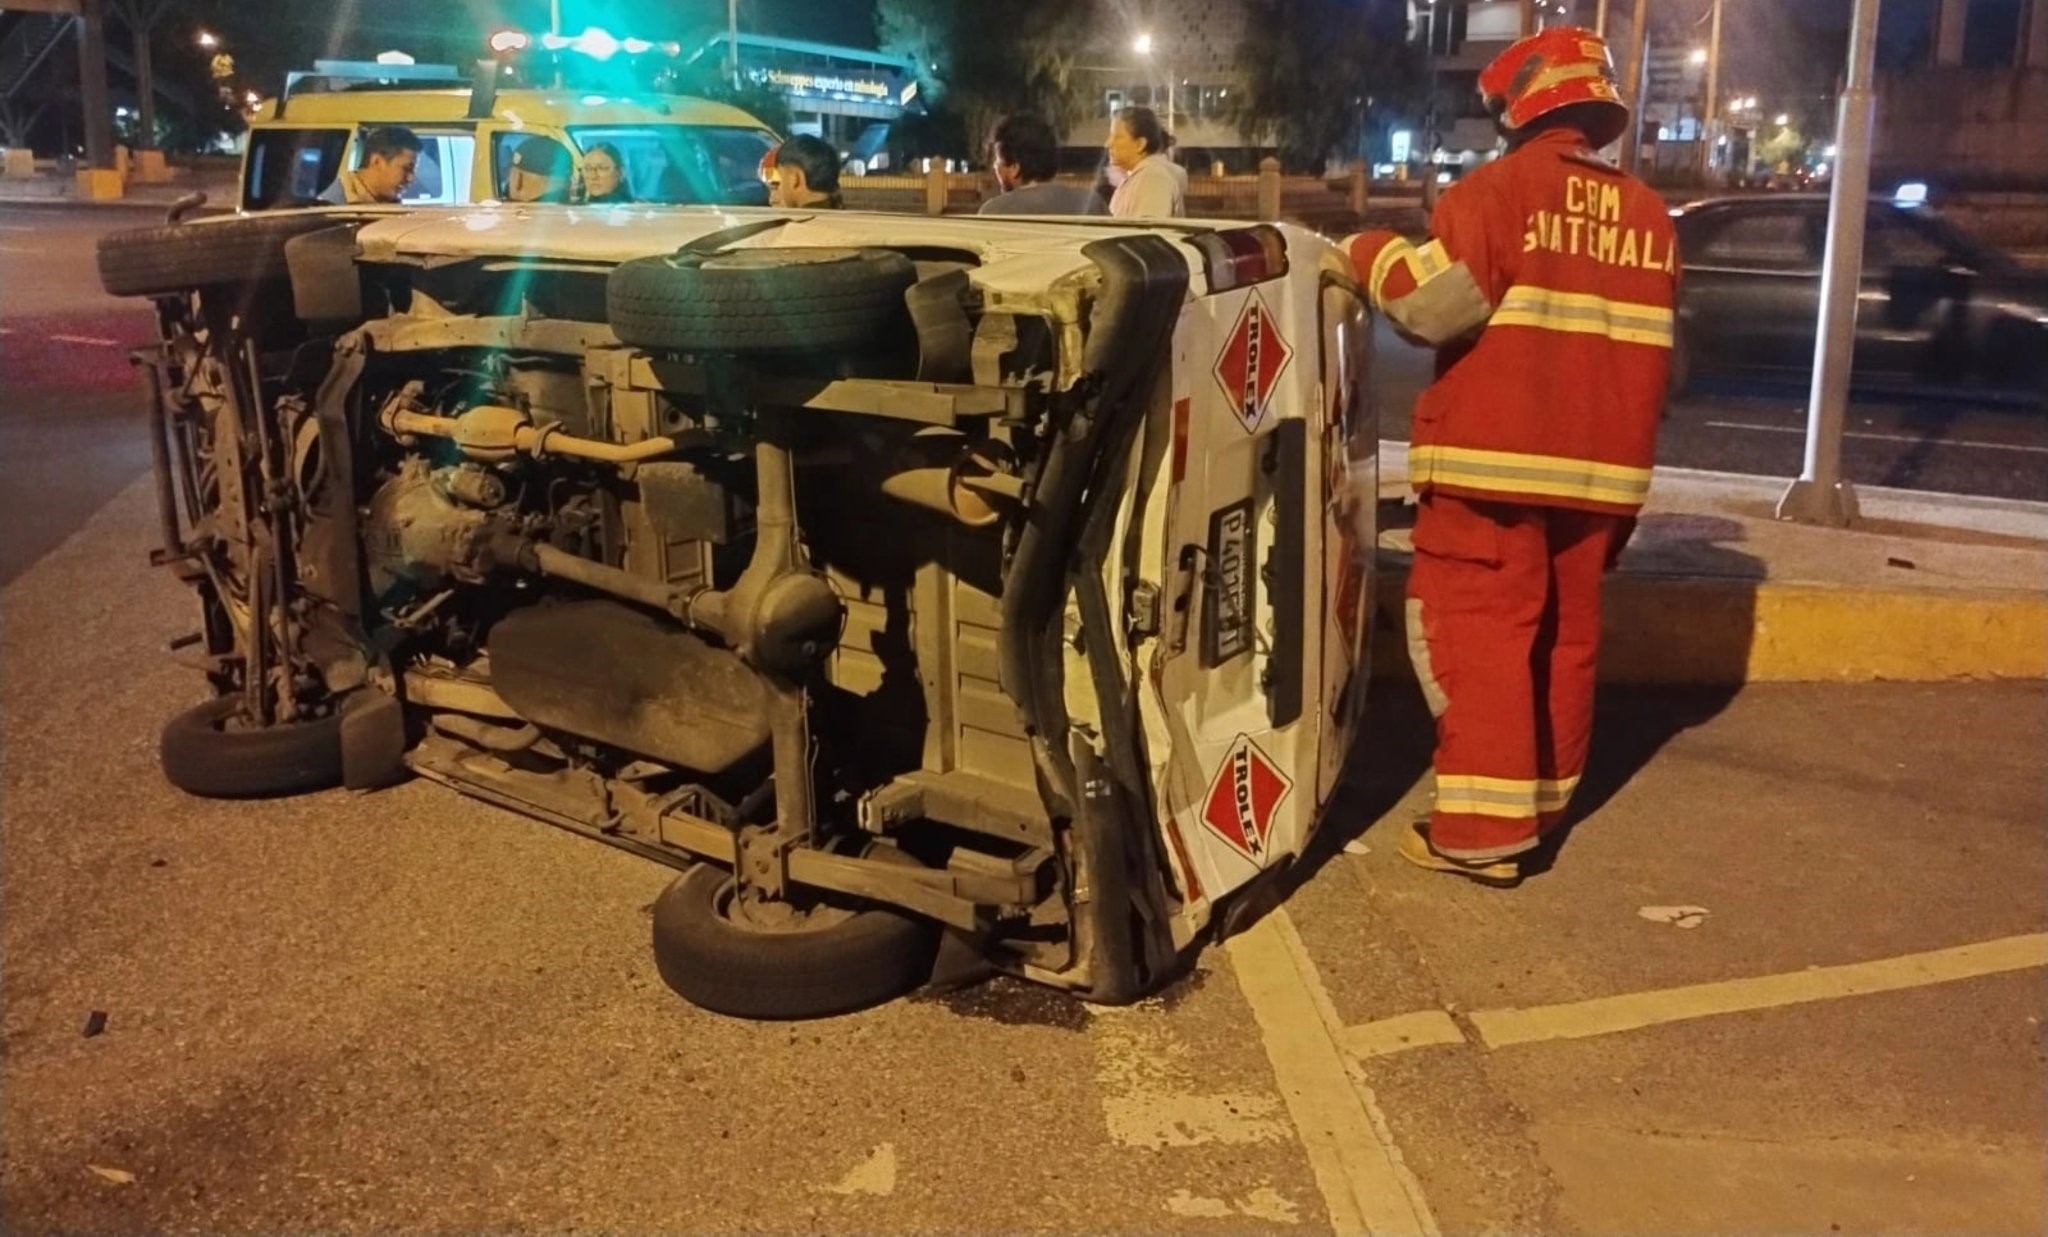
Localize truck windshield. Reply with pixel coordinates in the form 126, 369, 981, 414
569, 125, 775, 206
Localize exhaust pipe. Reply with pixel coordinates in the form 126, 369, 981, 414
879, 442, 1020, 528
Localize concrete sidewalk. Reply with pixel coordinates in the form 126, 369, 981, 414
0, 175, 234, 212
1375, 443, 2048, 682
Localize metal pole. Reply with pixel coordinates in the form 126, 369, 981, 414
1777, 0, 1881, 528
727, 0, 739, 87
549, 0, 561, 35
1421, 2, 1440, 210
1619, 0, 1651, 172
132, 21, 155, 150
1521, 0, 1539, 36
77, 0, 112, 169
1597, 0, 1612, 35
1701, 0, 1722, 182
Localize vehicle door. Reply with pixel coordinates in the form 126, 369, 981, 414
1853, 205, 1978, 380
1136, 243, 1345, 915
240, 124, 351, 209
1312, 281, 1376, 806
1678, 204, 1824, 375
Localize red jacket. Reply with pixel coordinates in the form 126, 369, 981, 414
1350, 129, 1678, 515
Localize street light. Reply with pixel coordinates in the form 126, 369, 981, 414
1688, 46, 1708, 65
196, 29, 218, 49
1774, 112, 1791, 125
1130, 31, 1174, 131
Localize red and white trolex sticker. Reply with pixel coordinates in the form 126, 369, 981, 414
1200, 734, 1293, 864
1212, 291, 1293, 435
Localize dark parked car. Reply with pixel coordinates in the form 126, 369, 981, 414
1671, 196, 2048, 405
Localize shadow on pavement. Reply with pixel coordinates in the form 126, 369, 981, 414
1270, 510, 1765, 896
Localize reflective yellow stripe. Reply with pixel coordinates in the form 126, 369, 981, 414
1368, 237, 1410, 302
1412, 444, 1653, 506
1413, 239, 1451, 281
1521, 60, 1614, 99
1434, 773, 1582, 819
1491, 285, 1674, 348
1537, 775, 1580, 811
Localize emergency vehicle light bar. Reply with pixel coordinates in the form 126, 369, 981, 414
1191, 226, 1289, 293
488, 28, 684, 59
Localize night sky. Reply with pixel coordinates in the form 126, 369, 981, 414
192, 0, 2028, 97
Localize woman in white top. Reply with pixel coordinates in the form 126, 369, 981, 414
1105, 106, 1185, 219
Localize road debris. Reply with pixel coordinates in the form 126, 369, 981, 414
1638, 905, 1711, 929
87, 1164, 136, 1185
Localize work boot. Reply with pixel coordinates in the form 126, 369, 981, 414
1398, 819, 1522, 888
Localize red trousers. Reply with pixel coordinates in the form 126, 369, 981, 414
1405, 493, 1633, 862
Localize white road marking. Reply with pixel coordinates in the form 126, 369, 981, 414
1090, 1007, 1291, 1149
1227, 910, 1441, 1236
819, 1143, 897, 1197
1337, 1009, 1467, 1060
1336, 932, 2048, 1061
1704, 419, 2048, 455
1166, 1186, 1303, 1224
46, 333, 122, 347
1470, 931, 2048, 1048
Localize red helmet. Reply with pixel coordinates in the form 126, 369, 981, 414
1479, 26, 1629, 149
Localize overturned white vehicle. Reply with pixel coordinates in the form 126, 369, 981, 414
99, 201, 1378, 1018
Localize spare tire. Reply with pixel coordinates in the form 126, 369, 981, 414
98, 212, 363, 299
650, 860, 939, 1020
607, 248, 916, 356
159, 697, 344, 799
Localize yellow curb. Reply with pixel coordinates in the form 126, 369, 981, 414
1372, 570, 2048, 683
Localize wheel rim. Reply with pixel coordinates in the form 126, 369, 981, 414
713, 877, 861, 937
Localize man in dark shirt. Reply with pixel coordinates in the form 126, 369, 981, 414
979, 113, 1103, 216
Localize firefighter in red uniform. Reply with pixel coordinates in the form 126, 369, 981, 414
1345, 27, 1678, 886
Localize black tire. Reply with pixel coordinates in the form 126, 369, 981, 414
607, 248, 916, 355
98, 212, 360, 299
651, 861, 939, 1020
159, 697, 344, 799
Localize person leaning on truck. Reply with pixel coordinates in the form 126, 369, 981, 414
1342, 26, 1679, 888
317, 125, 421, 204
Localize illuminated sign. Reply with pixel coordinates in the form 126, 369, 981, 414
753, 68, 891, 99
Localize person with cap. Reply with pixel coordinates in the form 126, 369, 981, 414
1341, 26, 1679, 887
318, 126, 421, 204
980, 113, 1103, 216
506, 136, 572, 203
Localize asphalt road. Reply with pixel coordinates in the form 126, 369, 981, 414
0, 204, 162, 586
2, 478, 2042, 1230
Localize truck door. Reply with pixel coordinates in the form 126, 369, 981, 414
1140, 264, 1345, 912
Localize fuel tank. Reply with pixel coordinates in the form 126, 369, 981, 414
486, 600, 770, 773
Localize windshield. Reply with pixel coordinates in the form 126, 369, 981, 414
569, 125, 775, 207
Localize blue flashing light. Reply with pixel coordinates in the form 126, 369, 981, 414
573, 28, 620, 60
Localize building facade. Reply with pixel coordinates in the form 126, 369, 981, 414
684, 33, 917, 152
1065, 0, 1264, 169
